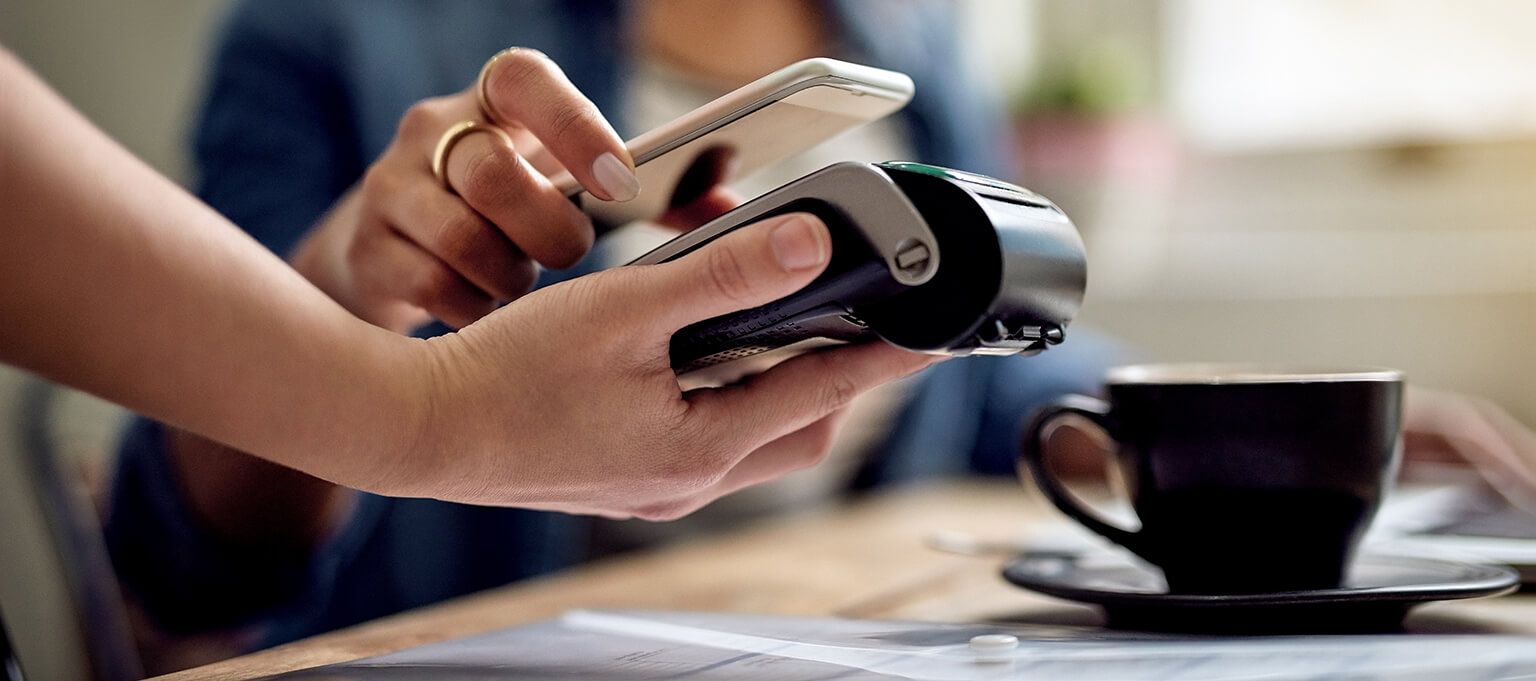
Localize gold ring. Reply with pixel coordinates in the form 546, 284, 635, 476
431, 120, 513, 190
476, 47, 523, 126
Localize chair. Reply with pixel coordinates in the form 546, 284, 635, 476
0, 371, 142, 680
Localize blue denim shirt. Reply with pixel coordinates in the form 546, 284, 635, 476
105, 0, 1121, 648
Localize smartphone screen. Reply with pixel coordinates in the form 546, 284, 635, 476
617, 86, 900, 219
552, 59, 913, 228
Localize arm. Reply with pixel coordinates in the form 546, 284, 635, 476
165, 16, 735, 552
0, 47, 935, 510
0, 48, 419, 488
157, 2, 376, 559
1404, 387, 1536, 512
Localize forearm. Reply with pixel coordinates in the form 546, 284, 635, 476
104, 419, 350, 636
0, 50, 422, 488
168, 428, 355, 549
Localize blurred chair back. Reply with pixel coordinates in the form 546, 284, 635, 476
0, 372, 141, 681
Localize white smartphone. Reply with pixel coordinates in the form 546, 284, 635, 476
551, 57, 914, 227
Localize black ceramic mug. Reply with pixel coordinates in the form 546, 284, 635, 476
1017, 364, 1404, 594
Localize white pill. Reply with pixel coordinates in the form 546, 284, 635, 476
970, 633, 1019, 662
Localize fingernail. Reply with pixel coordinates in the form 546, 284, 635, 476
769, 215, 828, 271
592, 152, 640, 202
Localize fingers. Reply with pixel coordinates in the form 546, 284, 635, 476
1406, 388, 1536, 511
511, 131, 567, 178
687, 343, 939, 454
707, 409, 850, 499
441, 129, 594, 268
481, 48, 637, 202
376, 176, 539, 299
352, 230, 495, 328
502, 410, 852, 522
626, 212, 832, 332
357, 81, 600, 330
630, 411, 850, 521
1469, 399, 1536, 511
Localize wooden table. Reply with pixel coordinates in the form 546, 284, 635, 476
154, 481, 1536, 680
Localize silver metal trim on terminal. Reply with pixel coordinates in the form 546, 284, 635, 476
628, 162, 940, 286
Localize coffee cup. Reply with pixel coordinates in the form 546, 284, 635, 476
1017, 364, 1404, 594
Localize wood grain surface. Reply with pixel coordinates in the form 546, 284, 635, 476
151, 481, 1536, 680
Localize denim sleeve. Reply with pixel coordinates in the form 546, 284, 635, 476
102, 419, 320, 632
191, 0, 362, 255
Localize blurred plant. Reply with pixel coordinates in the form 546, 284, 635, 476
1009, 34, 1178, 236
1014, 38, 1153, 118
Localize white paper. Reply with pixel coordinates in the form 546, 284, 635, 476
265, 609, 1536, 681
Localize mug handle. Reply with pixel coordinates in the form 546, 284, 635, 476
1017, 395, 1149, 557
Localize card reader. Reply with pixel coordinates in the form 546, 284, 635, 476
628, 161, 1087, 389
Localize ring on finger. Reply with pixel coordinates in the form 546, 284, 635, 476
431, 120, 514, 191
476, 47, 524, 126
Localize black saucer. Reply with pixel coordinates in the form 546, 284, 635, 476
1001, 551, 1519, 633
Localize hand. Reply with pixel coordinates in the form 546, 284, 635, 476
290, 48, 735, 332
382, 213, 938, 519
1404, 387, 1536, 512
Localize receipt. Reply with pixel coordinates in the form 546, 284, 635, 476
265, 609, 1536, 681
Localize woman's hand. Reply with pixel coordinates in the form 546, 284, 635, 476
291, 49, 731, 332
0, 49, 921, 520
379, 213, 937, 519
1404, 387, 1536, 512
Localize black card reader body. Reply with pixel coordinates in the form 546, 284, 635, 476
628, 161, 1087, 389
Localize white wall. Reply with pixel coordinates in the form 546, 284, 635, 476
2, 0, 1531, 436
1076, 138, 1536, 424
0, 0, 230, 182
958, 0, 1040, 100
0, 1, 232, 473
1168, 0, 1536, 151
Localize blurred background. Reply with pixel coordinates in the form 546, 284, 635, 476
2, 0, 1534, 677
6, 0, 1529, 482
3, 0, 1531, 479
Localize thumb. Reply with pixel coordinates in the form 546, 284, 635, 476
631, 212, 831, 332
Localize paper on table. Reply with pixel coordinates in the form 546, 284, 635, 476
265, 609, 1536, 680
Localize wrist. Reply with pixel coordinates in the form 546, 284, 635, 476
377, 328, 539, 502
326, 325, 440, 496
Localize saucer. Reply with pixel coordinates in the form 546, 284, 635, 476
1001, 551, 1519, 633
